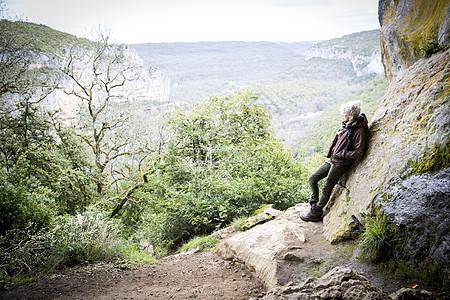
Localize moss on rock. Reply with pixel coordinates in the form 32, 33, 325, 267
410, 141, 450, 175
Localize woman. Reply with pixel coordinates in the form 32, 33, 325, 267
301, 100, 368, 222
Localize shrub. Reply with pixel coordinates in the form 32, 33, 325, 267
0, 229, 52, 278
49, 210, 124, 267
0, 170, 55, 235
178, 235, 219, 253
125, 92, 310, 253
0, 210, 156, 281
358, 213, 408, 262
420, 39, 449, 58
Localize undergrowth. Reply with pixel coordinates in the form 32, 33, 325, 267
0, 210, 156, 285
359, 212, 449, 297
358, 213, 408, 263
177, 235, 219, 254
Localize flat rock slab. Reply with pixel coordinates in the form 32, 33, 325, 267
217, 203, 336, 289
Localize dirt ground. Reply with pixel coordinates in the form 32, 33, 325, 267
0, 251, 265, 300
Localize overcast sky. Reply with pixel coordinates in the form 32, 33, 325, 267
3, 0, 380, 44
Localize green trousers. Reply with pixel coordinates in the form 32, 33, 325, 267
309, 162, 350, 209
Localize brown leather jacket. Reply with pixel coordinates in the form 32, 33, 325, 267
327, 114, 368, 166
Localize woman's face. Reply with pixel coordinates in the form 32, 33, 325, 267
343, 113, 350, 122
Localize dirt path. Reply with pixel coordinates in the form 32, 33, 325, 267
1, 251, 265, 300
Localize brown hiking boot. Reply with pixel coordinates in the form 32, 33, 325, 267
300, 205, 323, 222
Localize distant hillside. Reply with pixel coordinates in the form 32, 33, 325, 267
131, 41, 317, 103
131, 31, 385, 151
1, 20, 385, 155
0, 19, 92, 54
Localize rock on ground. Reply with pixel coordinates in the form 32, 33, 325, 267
257, 267, 391, 300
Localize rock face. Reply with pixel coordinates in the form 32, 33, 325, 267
379, 0, 450, 80
217, 204, 332, 289
322, 0, 450, 271
378, 168, 450, 267
258, 267, 391, 300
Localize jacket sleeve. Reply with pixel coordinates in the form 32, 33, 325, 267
326, 135, 339, 158
343, 128, 366, 160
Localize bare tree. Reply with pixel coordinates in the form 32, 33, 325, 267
61, 32, 140, 195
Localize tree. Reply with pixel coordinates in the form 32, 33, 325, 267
61, 31, 141, 195
0, 15, 59, 170
0, 20, 31, 96
130, 92, 309, 251
0, 9, 98, 216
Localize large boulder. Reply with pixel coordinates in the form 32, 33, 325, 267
217, 204, 332, 289
258, 267, 391, 300
378, 168, 450, 268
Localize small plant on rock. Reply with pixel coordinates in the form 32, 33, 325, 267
420, 39, 449, 58
358, 213, 407, 262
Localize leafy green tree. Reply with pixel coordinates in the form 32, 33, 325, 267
0, 9, 97, 219
0, 167, 55, 235
129, 92, 309, 252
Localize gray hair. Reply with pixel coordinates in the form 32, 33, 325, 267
340, 100, 362, 121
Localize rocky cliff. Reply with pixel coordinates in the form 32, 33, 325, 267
378, 0, 450, 79
305, 30, 384, 77
323, 0, 449, 271
42, 45, 170, 121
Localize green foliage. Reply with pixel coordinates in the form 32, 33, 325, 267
178, 235, 219, 253
124, 92, 309, 252
0, 108, 97, 215
0, 210, 156, 281
0, 168, 55, 235
409, 142, 450, 175
359, 213, 408, 263
0, 229, 52, 279
230, 215, 251, 229
420, 39, 449, 58
49, 211, 123, 266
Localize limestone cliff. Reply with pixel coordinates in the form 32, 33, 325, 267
1, 21, 170, 122
323, 0, 449, 271
305, 30, 384, 77
41, 46, 170, 121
